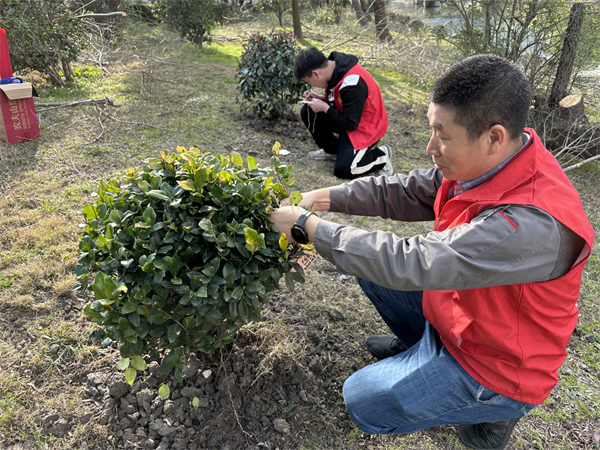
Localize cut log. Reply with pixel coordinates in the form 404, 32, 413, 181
558, 93, 585, 121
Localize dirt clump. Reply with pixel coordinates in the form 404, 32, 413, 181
87, 302, 354, 450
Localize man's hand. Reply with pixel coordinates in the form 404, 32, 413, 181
270, 206, 320, 243
306, 98, 329, 114
303, 90, 325, 101
279, 188, 331, 212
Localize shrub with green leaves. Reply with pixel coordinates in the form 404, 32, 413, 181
0, 0, 86, 86
154, 0, 224, 46
237, 30, 305, 119
75, 145, 309, 385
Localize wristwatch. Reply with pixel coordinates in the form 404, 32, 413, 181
291, 210, 315, 244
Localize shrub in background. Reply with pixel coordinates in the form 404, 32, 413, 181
154, 0, 227, 46
75, 145, 309, 385
0, 0, 86, 86
237, 30, 304, 119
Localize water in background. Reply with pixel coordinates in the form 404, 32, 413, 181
388, 0, 459, 26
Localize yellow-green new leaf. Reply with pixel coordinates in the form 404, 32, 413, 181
247, 156, 257, 171
130, 355, 148, 371
158, 384, 170, 399
231, 152, 244, 167
192, 397, 200, 408
245, 227, 258, 246
125, 367, 137, 385
290, 191, 303, 205
279, 233, 289, 251
177, 180, 197, 191
116, 357, 130, 371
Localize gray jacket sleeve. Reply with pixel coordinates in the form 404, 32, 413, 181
328, 168, 443, 222
313, 204, 585, 292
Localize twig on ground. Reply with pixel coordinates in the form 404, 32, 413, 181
132, 54, 183, 66
75, 11, 126, 18
563, 154, 600, 173
102, 111, 180, 133
35, 98, 118, 112
220, 350, 251, 440
93, 104, 106, 142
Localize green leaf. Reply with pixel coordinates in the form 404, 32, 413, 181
194, 168, 210, 187
147, 190, 171, 200
130, 355, 148, 370
177, 180, 197, 191
290, 191, 303, 205
192, 397, 200, 408
121, 302, 137, 314
83, 204, 97, 220
247, 156, 257, 171
244, 227, 258, 246
124, 367, 137, 385
283, 404, 298, 419
285, 272, 295, 292
142, 206, 157, 225
158, 384, 171, 400
170, 257, 185, 276
232, 286, 244, 299
167, 323, 182, 343
116, 357, 130, 371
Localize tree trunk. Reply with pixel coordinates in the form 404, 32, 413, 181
557, 93, 585, 121
61, 58, 75, 82
352, 0, 367, 24
548, 2, 585, 107
373, 0, 391, 42
292, 0, 302, 38
359, 0, 372, 21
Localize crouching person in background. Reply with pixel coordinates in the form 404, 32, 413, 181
294, 47, 393, 179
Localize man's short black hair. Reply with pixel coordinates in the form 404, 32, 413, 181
294, 47, 328, 81
429, 54, 531, 141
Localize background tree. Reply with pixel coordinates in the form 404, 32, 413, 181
434, 0, 598, 93
258, 0, 291, 27
373, 0, 391, 41
351, 0, 367, 24
292, 0, 302, 38
0, 0, 86, 86
548, 2, 586, 107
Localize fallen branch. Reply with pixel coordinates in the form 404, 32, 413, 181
35, 98, 118, 112
75, 11, 127, 18
563, 154, 600, 173
102, 111, 180, 133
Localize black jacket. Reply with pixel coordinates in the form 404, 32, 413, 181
325, 51, 368, 132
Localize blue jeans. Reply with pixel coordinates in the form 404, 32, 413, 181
342, 278, 537, 435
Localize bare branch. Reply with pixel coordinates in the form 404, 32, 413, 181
75, 11, 127, 18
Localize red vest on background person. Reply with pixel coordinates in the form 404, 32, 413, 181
423, 128, 595, 405
332, 64, 388, 150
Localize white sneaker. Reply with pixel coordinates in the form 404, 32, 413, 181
374, 144, 394, 176
309, 149, 337, 161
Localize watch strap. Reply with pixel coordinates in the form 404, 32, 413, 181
295, 210, 315, 228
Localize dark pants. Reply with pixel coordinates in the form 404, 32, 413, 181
301, 105, 386, 179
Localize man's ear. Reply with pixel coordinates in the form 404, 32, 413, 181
487, 124, 510, 156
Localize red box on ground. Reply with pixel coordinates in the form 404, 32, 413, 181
0, 28, 40, 143
0, 83, 40, 143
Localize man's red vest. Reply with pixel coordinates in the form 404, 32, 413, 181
423, 129, 594, 405
332, 64, 388, 150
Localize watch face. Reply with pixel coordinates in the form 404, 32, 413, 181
291, 225, 308, 244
